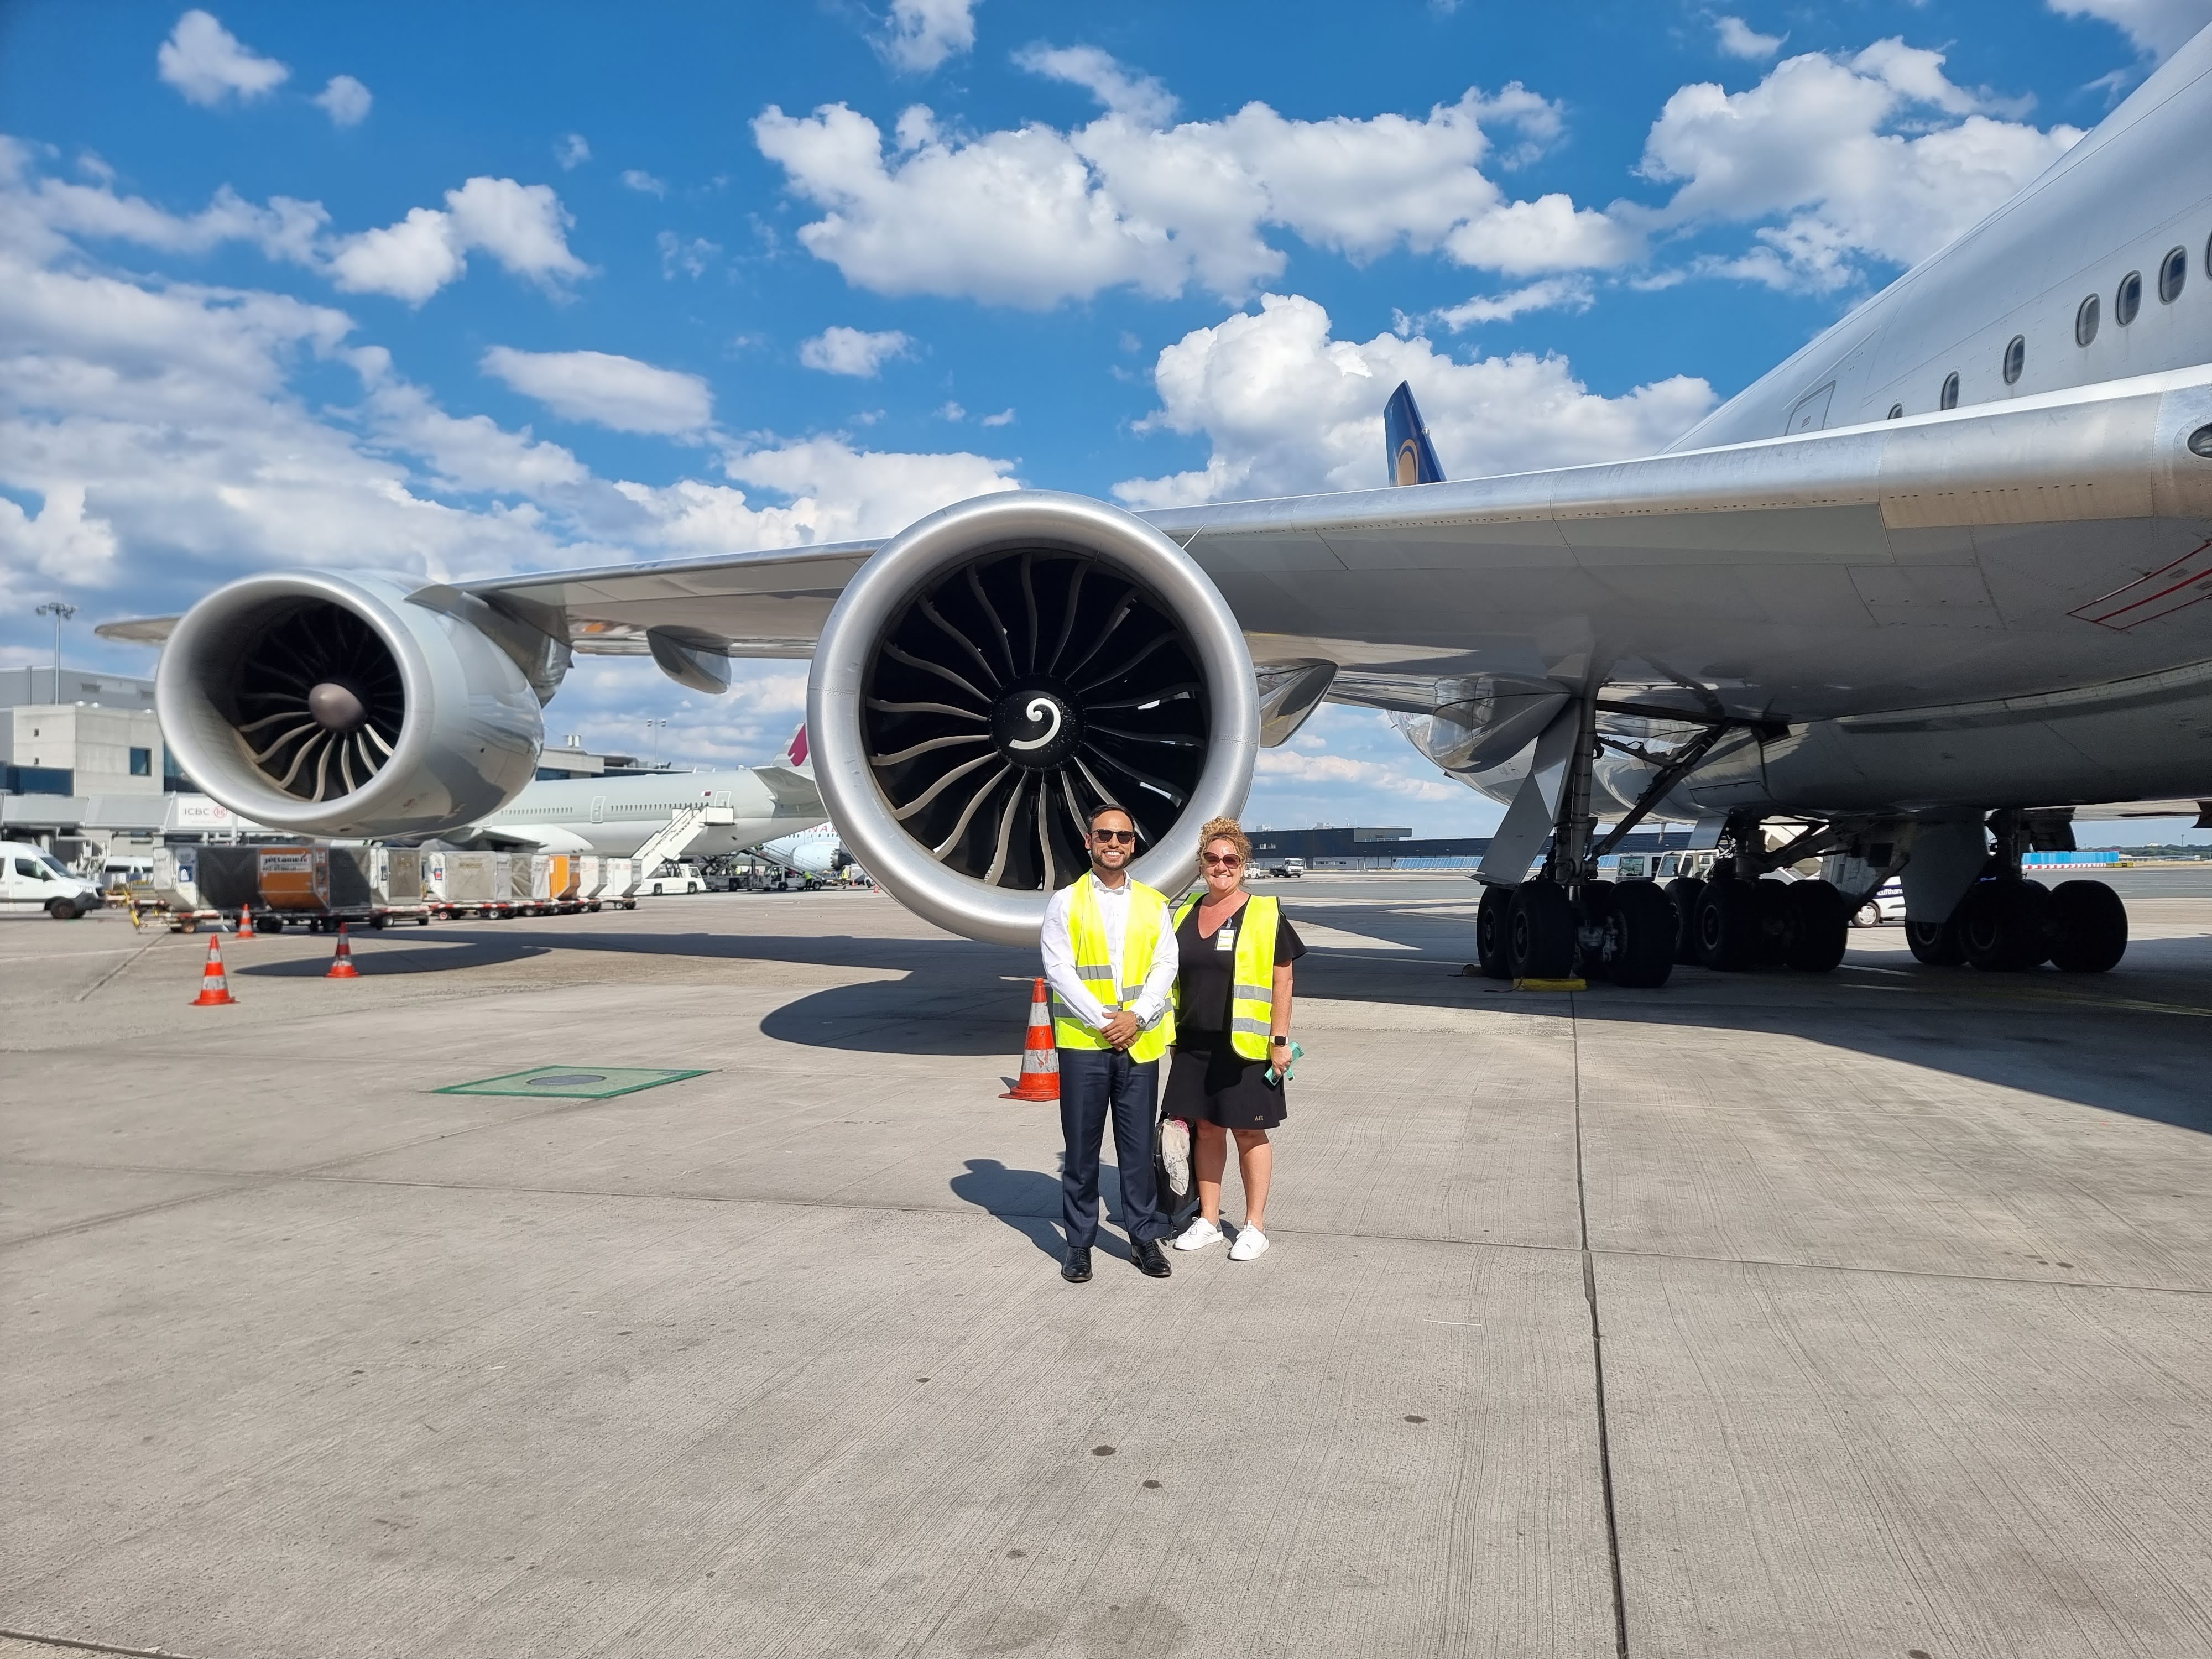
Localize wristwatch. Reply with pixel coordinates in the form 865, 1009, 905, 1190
1271, 1034, 1290, 1045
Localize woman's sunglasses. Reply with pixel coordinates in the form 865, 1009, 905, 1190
1088, 828, 1136, 843
1201, 852, 1243, 868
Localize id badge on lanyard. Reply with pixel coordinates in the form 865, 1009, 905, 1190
1215, 924, 1236, 954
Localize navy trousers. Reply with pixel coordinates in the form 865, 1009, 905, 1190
1057, 1047, 1167, 1249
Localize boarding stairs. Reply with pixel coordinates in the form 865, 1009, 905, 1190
633, 802, 736, 876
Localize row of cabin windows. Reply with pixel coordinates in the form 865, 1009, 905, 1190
1887, 232, 2210, 420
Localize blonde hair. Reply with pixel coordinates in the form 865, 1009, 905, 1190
1197, 816, 1251, 863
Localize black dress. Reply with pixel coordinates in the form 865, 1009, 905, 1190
1164, 897, 1306, 1130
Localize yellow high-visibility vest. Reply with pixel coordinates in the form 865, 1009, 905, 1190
1053, 874, 1175, 1063
1171, 892, 1280, 1060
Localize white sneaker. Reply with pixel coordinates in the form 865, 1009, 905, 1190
1228, 1227, 1270, 1261
1172, 1217, 1223, 1251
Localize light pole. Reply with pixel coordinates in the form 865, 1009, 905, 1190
645, 717, 669, 768
34, 602, 76, 702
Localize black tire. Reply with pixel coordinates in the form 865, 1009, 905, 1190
45, 898, 79, 921
1906, 917, 1965, 964
262, 916, 283, 933
1666, 877, 1705, 963
1751, 880, 1793, 967
1695, 878, 1761, 971
1474, 884, 1513, 979
2047, 879, 2127, 973
1782, 880, 1849, 972
1599, 880, 1678, 988
1853, 902, 1879, 928
1507, 880, 1576, 979
1958, 878, 2052, 972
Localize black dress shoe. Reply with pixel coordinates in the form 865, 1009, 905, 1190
1132, 1239, 1172, 1279
1061, 1247, 1093, 1283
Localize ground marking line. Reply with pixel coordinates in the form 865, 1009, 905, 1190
71, 932, 169, 1002
0, 1627, 206, 1659
1569, 992, 1634, 1659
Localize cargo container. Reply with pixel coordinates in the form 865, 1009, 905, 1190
576, 855, 606, 907
252, 846, 380, 931
599, 856, 639, 909
425, 850, 514, 917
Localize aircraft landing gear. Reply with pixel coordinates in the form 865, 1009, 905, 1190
1957, 877, 2051, 971
1507, 879, 1576, 979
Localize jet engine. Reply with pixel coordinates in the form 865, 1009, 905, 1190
156, 570, 549, 838
808, 491, 1259, 946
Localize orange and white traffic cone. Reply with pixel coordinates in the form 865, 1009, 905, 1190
1000, 978, 1061, 1101
325, 922, 361, 979
191, 935, 237, 1006
234, 909, 255, 940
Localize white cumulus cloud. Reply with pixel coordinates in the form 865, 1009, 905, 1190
315, 74, 372, 128
328, 176, 590, 304
880, 0, 979, 73
157, 9, 289, 107
2047, 0, 2212, 59
798, 326, 914, 377
1639, 41, 2084, 289
753, 61, 1634, 308
481, 346, 713, 436
555, 133, 591, 169
1714, 15, 1786, 59
1428, 275, 1593, 330
620, 169, 667, 197
1113, 292, 1714, 505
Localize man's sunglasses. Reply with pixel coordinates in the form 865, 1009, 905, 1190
1088, 827, 1137, 843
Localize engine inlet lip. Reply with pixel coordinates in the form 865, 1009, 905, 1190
810, 489, 1259, 947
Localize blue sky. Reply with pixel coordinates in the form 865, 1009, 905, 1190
4, 0, 2208, 842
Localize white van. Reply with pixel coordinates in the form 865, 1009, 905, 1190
1, 841, 105, 919
641, 862, 706, 896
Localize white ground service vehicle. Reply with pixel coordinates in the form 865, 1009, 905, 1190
1269, 858, 1305, 879
1853, 878, 1907, 928
641, 862, 706, 896
1, 841, 105, 919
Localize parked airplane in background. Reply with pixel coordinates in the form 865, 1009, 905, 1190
123, 27, 2212, 988
467, 727, 823, 860
757, 823, 854, 878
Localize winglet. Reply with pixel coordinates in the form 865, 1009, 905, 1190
1383, 382, 1446, 486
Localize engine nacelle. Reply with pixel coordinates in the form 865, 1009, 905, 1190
809, 491, 1259, 946
156, 570, 545, 838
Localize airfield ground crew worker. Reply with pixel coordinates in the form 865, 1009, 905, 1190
1039, 802, 1179, 1285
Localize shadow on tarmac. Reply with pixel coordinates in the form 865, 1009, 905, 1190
946, 1158, 1067, 1259
233, 921, 2210, 1136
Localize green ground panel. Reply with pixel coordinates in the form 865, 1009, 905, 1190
434, 1066, 712, 1100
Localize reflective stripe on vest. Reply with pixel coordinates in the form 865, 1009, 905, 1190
1172, 892, 1280, 1061
1053, 875, 1175, 1063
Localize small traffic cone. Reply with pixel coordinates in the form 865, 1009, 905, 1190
325, 922, 361, 979
1000, 978, 1060, 1101
191, 935, 237, 1006
234, 909, 255, 940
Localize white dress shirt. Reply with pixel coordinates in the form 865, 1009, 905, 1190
1040, 872, 1181, 1036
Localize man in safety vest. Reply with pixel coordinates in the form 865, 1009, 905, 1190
1039, 802, 1181, 1284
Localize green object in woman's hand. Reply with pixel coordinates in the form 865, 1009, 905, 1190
1265, 1039, 1305, 1086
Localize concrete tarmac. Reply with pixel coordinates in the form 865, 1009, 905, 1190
3, 880, 2209, 1659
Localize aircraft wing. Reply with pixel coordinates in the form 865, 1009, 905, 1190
450, 364, 2211, 722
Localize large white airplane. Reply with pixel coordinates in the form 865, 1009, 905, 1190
464, 728, 825, 859
125, 29, 2212, 988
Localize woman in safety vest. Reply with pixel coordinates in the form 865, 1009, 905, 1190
1166, 816, 1305, 1261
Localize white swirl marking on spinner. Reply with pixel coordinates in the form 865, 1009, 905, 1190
1006, 696, 1063, 752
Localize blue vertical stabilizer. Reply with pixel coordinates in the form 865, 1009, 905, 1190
1383, 382, 1446, 486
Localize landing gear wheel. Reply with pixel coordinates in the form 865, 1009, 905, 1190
1666, 877, 1705, 963
2047, 879, 2127, 973
1906, 918, 1965, 964
1752, 880, 1793, 967
1474, 884, 1513, 980
1782, 880, 1849, 972
1592, 880, 1677, 988
1694, 877, 1760, 972
1958, 878, 2052, 972
1507, 880, 1575, 980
